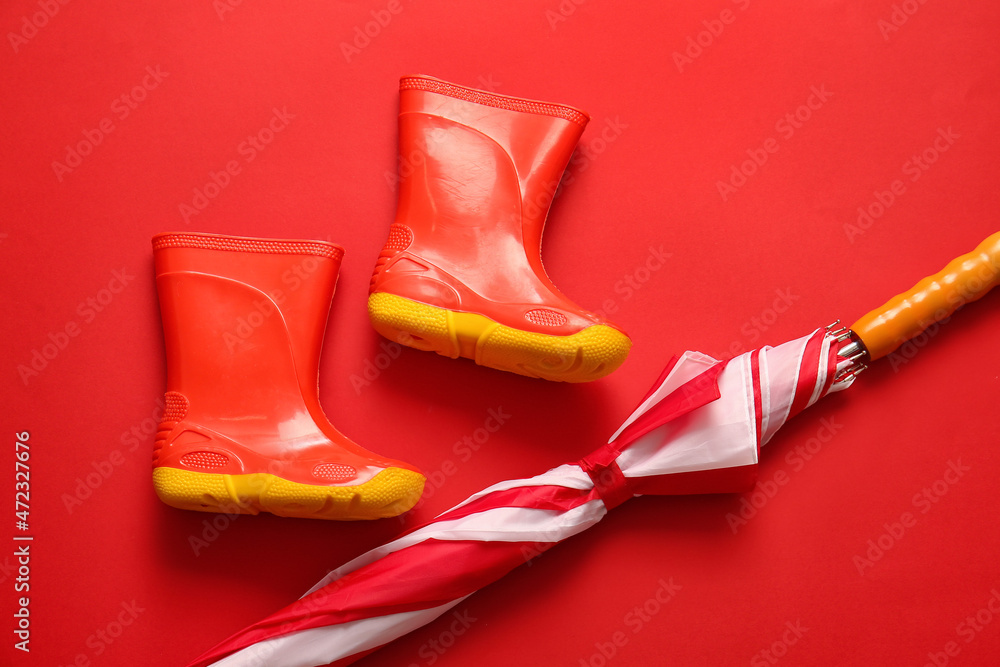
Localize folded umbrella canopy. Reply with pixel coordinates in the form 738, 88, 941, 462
191, 232, 999, 667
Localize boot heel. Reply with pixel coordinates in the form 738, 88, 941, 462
367, 290, 460, 356
368, 292, 631, 382
153, 467, 257, 516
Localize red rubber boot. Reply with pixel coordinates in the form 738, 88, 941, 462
152, 232, 425, 520
368, 75, 632, 383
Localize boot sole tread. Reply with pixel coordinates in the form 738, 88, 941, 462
368, 292, 631, 382
152, 466, 425, 520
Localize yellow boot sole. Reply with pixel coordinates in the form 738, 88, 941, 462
152, 466, 425, 520
368, 292, 631, 382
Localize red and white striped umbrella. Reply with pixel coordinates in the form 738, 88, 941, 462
187, 231, 999, 667
190, 326, 859, 667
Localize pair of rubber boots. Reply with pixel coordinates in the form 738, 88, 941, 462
152, 75, 632, 521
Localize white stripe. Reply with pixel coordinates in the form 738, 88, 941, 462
739, 352, 758, 456
211, 598, 470, 667
448, 464, 596, 512
616, 350, 758, 478
806, 334, 832, 409
613, 331, 826, 472
759, 334, 810, 445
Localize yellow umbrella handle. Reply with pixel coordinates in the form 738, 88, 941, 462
851, 231, 1000, 361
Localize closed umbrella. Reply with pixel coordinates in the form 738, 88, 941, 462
191, 232, 1000, 667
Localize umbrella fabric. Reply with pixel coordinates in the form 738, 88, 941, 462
192, 327, 855, 667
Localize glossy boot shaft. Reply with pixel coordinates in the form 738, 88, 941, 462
152, 232, 424, 520
369, 75, 631, 382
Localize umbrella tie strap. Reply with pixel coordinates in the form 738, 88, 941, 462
579, 446, 633, 510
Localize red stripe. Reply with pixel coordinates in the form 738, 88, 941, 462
579, 445, 632, 510
613, 360, 725, 449
787, 330, 824, 421
637, 355, 681, 405
189, 538, 572, 667
750, 349, 763, 446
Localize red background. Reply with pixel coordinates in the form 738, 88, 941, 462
2, 1, 999, 666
